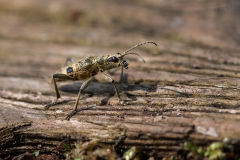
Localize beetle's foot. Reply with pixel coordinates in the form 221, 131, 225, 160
45, 99, 58, 110
121, 83, 129, 90
65, 110, 77, 120
122, 83, 134, 90
120, 99, 127, 105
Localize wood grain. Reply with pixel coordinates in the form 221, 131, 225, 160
0, 0, 240, 159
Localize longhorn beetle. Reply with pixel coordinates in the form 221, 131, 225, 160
45, 41, 157, 120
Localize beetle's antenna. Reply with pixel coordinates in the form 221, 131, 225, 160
123, 52, 145, 63
123, 41, 157, 55
119, 41, 157, 63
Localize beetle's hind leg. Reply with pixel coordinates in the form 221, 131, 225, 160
45, 73, 75, 109
65, 76, 93, 120
64, 57, 74, 66
45, 76, 61, 109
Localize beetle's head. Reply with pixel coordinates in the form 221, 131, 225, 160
105, 54, 129, 70
105, 41, 157, 70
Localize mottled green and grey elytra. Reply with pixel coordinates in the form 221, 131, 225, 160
45, 41, 157, 120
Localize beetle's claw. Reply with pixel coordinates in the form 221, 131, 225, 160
45, 100, 58, 110
65, 110, 77, 120
121, 83, 129, 90
120, 99, 127, 106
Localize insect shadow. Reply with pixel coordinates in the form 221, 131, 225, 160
58, 74, 158, 107
59, 79, 118, 105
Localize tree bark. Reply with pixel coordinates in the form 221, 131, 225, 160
0, 0, 240, 159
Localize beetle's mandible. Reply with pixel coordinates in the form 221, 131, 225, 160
45, 41, 157, 120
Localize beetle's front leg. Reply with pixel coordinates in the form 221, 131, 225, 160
101, 72, 126, 105
66, 76, 93, 120
45, 73, 75, 109
120, 65, 130, 89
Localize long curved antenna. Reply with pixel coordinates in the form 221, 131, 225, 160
123, 52, 145, 63
123, 41, 157, 55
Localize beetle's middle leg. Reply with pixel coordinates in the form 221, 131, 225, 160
101, 72, 126, 105
65, 76, 93, 120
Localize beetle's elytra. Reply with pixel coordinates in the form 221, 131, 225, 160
45, 41, 157, 120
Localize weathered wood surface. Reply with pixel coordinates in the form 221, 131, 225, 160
0, 0, 240, 158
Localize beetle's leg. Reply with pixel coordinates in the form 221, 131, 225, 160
120, 65, 129, 89
101, 72, 126, 105
45, 76, 60, 109
66, 76, 93, 120
63, 57, 74, 66
45, 73, 75, 109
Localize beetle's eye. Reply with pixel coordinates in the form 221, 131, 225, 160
108, 56, 119, 63
66, 67, 73, 73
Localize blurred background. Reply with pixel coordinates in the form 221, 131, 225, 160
0, 0, 240, 46
0, 0, 239, 79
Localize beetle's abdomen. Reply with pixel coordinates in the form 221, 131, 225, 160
54, 56, 99, 82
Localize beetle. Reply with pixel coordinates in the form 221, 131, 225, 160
45, 41, 157, 120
